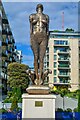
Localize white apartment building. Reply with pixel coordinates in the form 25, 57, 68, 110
44, 31, 80, 91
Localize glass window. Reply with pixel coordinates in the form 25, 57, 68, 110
54, 70, 57, 75
54, 55, 57, 60
54, 77, 57, 82
47, 62, 49, 67
54, 62, 57, 68
54, 47, 57, 53
54, 40, 68, 45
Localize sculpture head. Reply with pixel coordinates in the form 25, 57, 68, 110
36, 4, 43, 13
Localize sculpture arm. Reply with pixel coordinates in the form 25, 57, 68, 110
29, 15, 33, 34
46, 15, 49, 36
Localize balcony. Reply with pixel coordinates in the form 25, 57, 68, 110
58, 51, 70, 54
58, 58, 70, 62
58, 64, 70, 69
2, 52, 7, 57
8, 40, 12, 44
2, 56, 8, 61
7, 47, 12, 53
2, 64, 7, 69
54, 44, 69, 47
2, 29, 7, 35
2, 46, 7, 51
2, 18, 8, 24
7, 31, 12, 35
2, 41, 7, 46
8, 53, 13, 58
12, 39, 15, 43
58, 73, 70, 77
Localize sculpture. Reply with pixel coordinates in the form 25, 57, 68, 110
29, 4, 50, 85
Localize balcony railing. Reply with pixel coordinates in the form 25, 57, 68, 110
58, 73, 70, 77
58, 64, 70, 69
2, 30, 7, 35
58, 58, 69, 62
8, 40, 12, 44
58, 51, 70, 54
2, 41, 7, 46
2, 52, 7, 57
7, 31, 12, 35
54, 44, 69, 47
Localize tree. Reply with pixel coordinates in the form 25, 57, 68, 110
7, 62, 30, 92
11, 96, 18, 112
65, 28, 74, 32
78, 89, 80, 112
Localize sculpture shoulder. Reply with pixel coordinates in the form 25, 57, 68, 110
42, 14, 49, 23
45, 14, 49, 21
29, 13, 36, 21
43, 14, 49, 19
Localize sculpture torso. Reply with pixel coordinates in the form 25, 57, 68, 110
29, 13, 49, 35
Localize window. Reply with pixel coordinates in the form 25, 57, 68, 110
54, 70, 57, 75
54, 55, 57, 60
54, 48, 57, 53
54, 40, 68, 45
54, 77, 57, 82
47, 62, 49, 67
54, 62, 57, 68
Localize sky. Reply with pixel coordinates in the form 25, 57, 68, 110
2, 1, 78, 67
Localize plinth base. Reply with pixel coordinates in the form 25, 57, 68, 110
26, 85, 50, 95
22, 94, 56, 119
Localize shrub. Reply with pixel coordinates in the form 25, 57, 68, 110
65, 108, 72, 112
0, 108, 8, 114
57, 108, 63, 112
17, 107, 22, 111
73, 108, 78, 112
11, 97, 18, 112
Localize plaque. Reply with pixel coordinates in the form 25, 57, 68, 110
35, 101, 43, 107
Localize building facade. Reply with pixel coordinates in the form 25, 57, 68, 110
0, 1, 22, 94
44, 31, 80, 91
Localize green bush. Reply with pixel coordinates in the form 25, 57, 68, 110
57, 108, 63, 112
11, 97, 18, 112
17, 107, 22, 111
65, 108, 72, 112
78, 89, 80, 112
73, 108, 78, 112
0, 108, 8, 114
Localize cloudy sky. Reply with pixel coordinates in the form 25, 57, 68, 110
2, 1, 78, 67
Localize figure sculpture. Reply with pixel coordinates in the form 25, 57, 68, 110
29, 4, 49, 85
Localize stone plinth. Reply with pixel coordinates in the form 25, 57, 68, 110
22, 94, 56, 119
26, 85, 50, 95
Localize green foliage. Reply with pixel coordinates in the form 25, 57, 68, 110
64, 108, 72, 112
78, 89, 80, 112
0, 108, 8, 114
56, 108, 63, 112
65, 90, 78, 99
4, 87, 22, 103
11, 96, 18, 112
73, 108, 78, 112
51, 85, 70, 97
65, 28, 74, 32
7, 62, 29, 91
53, 30, 60, 32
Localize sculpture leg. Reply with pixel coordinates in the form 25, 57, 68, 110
34, 54, 38, 80
39, 38, 48, 84
31, 37, 39, 81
